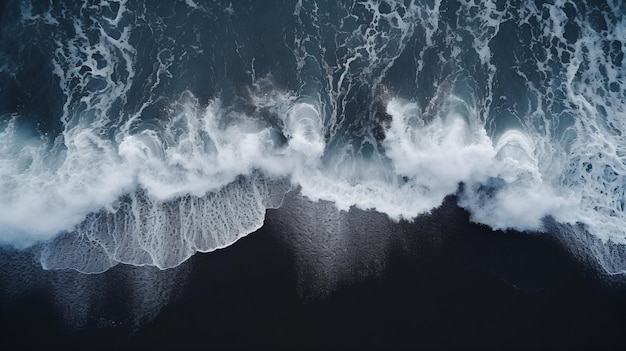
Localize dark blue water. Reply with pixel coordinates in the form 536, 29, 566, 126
1, 0, 626, 347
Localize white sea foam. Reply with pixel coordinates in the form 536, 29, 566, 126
1, 0, 625, 274
459, 129, 577, 231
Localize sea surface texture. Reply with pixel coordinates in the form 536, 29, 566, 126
0, 0, 625, 274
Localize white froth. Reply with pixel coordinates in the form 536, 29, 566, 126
2, 0, 626, 275
284, 102, 325, 163
460, 130, 577, 231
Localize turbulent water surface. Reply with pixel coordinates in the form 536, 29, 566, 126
1, 0, 625, 277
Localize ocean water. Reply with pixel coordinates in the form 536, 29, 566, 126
1, 0, 625, 273
1, 0, 626, 344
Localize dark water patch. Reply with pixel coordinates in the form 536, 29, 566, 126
2, 198, 626, 349
132, 198, 626, 348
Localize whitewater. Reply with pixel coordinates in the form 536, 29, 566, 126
0, 0, 625, 274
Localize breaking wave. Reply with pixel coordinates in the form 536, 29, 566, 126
0, 0, 625, 274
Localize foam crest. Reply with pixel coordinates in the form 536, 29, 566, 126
0, 117, 133, 247
384, 98, 494, 190
0, 85, 297, 271
1, 0, 141, 248
0, 118, 59, 246
460, 130, 576, 231
295, 96, 495, 220
122, 94, 291, 199
34, 91, 299, 272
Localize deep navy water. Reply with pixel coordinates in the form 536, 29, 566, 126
1, 0, 626, 348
